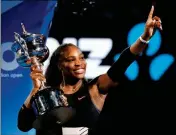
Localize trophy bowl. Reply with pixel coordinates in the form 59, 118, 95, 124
11, 31, 49, 67
12, 24, 76, 129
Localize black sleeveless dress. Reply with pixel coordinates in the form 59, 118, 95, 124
63, 80, 100, 128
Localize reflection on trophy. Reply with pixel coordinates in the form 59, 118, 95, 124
12, 23, 75, 129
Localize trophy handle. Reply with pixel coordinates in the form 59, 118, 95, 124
14, 32, 30, 59
21, 23, 27, 35
30, 57, 46, 90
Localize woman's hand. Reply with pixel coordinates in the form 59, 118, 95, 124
142, 5, 163, 41
30, 64, 46, 94
23, 57, 46, 108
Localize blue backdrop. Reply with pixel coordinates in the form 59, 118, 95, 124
1, 1, 57, 134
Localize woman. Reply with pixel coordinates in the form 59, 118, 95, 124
18, 5, 162, 135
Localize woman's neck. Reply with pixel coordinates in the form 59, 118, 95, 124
60, 79, 83, 94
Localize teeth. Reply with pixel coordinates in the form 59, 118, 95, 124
74, 69, 84, 73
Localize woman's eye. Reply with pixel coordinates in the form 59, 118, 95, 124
80, 57, 85, 60
66, 59, 74, 62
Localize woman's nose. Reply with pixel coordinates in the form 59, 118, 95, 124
75, 60, 81, 66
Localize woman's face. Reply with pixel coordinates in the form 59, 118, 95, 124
59, 45, 87, 79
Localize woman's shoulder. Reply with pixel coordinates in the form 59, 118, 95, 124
87, 76, 100, 85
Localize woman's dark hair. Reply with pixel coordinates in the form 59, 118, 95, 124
44, 43, 77, 87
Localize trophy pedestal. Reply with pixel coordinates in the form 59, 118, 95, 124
33, 106, 76, 130
31, 87, 76, 129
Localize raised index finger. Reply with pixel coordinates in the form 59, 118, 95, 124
148, 5, 154, 19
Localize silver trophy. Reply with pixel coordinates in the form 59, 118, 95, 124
12, 23, 75, 129
12, 23, 49, 67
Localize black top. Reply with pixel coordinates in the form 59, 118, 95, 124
18, 80, 100, 135
63, 80, 100, 128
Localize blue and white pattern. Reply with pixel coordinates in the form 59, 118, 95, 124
114, 23, 174, 81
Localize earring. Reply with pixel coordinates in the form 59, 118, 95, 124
60, 70, 65, 90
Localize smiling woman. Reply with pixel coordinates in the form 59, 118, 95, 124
17, 5, 163, 134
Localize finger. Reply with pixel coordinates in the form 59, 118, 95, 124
30, 70, 44, 75
151, 19, 156, 26
155, 21, 163, 30
31, 65, 43, 72
153, 16, 162, 23
30, 72, 45, 78
31, 76, 46, 83
31, 76, 46, 82
30, 73, 46, 81
148, 5, 154, 19
31, 69, 43, 74
31, 64, 43, 71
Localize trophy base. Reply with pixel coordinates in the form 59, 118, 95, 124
31, 87, 76, 130
33, 106, 76, 130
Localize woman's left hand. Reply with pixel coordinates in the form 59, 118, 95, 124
143, 5, 163, 40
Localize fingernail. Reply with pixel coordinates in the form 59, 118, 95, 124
160, 25, 163, 30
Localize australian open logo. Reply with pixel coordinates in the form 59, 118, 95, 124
1, 42, 24, 79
